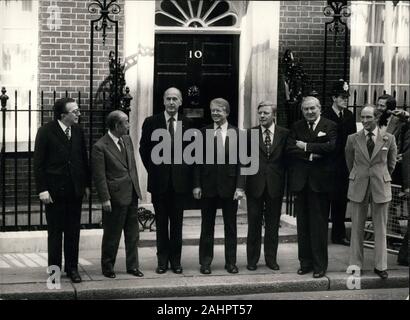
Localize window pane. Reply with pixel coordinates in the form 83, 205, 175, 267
350, 46, 370, 84
397, 47, 409, 84
370, 85, 385, 104
351, 2, 371, 45
349, 85, 369, 106
393, 1, 410, 45
370, 46, 384, 83
392, 85, 410, 106
373, 3, 385, 43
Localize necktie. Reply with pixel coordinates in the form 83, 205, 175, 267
339, 111, 343, 120
367, 132, 375, 157
264, 129, 271, 155
168, 117, 175, 140
169, 117, 175, 161
215, 126, 223, 162
65, 127, 71, 140
118, 137, 127, 164
308, 121, 314, 133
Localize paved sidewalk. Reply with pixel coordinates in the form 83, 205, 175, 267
1, 242, 408, 300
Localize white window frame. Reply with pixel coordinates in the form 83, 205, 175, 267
350, 1, 410, 105
0, 0, 39, 152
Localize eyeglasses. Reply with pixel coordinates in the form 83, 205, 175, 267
67, 108, 81, 115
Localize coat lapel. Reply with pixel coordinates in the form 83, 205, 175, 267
356, 130, 371, 162
370, 131, 384, 161
103, 134, 127, 168
51, 120, 71, 148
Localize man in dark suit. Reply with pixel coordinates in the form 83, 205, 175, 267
92, 110, 143, 279
139, 87, 193, 274
245, 101, 289, 271
286, 96, 337, 278
193, 98, 245, 275
322, 80, 357, 246
34, 98, 90, 283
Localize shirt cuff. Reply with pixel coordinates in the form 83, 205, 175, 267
39, 191, 49, 197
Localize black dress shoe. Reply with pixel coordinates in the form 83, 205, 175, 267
155, 266, 167, 274
171, 266, 183, 274
68, 270, 82, 283
313, 271, 326, 278
333, 238, 350, 246
200, 265, 211, 274
297, 268, 312, 275
102, 270, 116, 278
374, 268, 388, 279
246, 265, 257, 271
266, 262, 280, 271
225, 264, 239, 274
127, 269, 144, 277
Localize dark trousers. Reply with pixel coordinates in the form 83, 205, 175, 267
101, 194, 140, 272
199, 197, 238, 267
45, 188, 82, 273
330, 191, 348, 242
152, 186, 185, 268
295, 186, 330, 272
246, 190, 282, 266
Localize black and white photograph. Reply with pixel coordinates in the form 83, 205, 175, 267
0, 0, 408, 306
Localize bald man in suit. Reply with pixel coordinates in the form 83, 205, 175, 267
346, 105, 397, 279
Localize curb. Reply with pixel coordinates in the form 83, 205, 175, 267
1, 271, 408, 300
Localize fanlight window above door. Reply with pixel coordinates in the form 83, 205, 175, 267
155, 0, 240, 28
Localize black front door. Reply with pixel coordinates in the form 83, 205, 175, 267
154, 34, 239, 128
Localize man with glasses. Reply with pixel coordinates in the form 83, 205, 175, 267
34, 98, 90, 283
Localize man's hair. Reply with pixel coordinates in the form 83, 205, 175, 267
53, 97, 76, 120
301, 96, 321, 109
164, 87, 182, 101
106, 110, 127, 131
257, 100, 276, 112
210, 98, 230, 114
377, 94, 396, 111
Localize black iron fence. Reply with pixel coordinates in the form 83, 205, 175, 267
0, 87, 408, 230
0, 88, 114, 231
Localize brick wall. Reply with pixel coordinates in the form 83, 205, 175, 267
38, 0, 125, 143
277, 0, 351, 126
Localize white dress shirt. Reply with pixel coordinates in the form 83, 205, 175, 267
58, 119, 70, 139
108, 130, 122, 152
214, 121, 228, 145
261, 122, 275, 144
164, 111, 178, 133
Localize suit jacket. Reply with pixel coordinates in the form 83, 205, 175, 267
34, 120, 89, 199
92, 134, 142, 206
245, 125, 289, 199
322, 107, 357, 181
345, 130, 397, 204
386, 115, 405, 152
193, 124, 245, 198
139, 112, 193, 194
401, 123, 410, 190
286, 117, 337, 193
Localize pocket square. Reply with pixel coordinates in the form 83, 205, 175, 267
382, 147, 388, 151
317, 131, 327, 137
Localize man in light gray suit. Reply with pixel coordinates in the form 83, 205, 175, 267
92, 110, 143, 279
345, 105, 397, 279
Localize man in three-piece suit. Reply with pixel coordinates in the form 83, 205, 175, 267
322, 80, 357, 246
139, 87, 193, 274
193, 98, 245, 275
245, 101, 289, 271
34, 98, 90, 283
286, 96, 337, 278
92, 110, 143, 279
346, 105, 397, 279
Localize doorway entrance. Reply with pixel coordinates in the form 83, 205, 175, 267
154, 34, 240, 128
